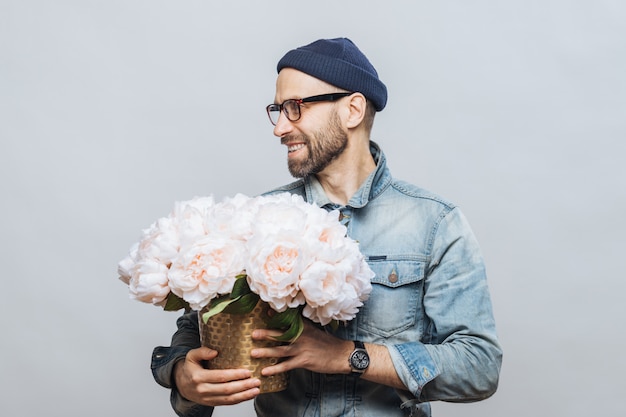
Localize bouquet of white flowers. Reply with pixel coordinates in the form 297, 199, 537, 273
118, 193, 373, 342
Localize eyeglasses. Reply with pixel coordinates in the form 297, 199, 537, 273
266, 92, 354, 126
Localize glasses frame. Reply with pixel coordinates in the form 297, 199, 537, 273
266, 92, 355, 126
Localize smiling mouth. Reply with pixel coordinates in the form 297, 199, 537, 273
287, 143, 305, 153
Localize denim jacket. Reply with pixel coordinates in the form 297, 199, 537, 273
151, 142, 502, 417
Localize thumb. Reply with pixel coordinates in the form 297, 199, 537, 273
186, 346, 218, 364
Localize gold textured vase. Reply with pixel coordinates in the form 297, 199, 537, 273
198, 301, 289, 393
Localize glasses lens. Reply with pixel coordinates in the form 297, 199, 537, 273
267, 104, 280, 125
283, 100, 300, 122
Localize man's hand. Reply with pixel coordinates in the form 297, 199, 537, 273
250, 321, 353, 375
250, 321, 407, 390
174, 347, 261, 406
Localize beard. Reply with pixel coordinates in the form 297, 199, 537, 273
283, 112, 348, 178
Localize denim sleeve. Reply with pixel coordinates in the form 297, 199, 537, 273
388, 207, 502, 402
151, 311, 215, 417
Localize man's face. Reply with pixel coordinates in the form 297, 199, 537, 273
272, 69, 348, 178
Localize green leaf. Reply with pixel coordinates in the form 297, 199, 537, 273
222, 293, 260, 315
265, 307, 299, 329
163, 293, 189, 312
208, 293, 232, 307
230, 276, 251, 299
271, 314, 304, 343
201, 296, 242, 323
264, 308, 304, 342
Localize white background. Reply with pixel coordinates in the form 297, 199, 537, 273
1, 1, 625, 416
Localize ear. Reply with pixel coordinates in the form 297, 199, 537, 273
345, 93, 367, 129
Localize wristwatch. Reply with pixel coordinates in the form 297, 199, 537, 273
348, 340, 370, 376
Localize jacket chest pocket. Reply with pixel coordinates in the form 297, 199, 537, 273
357, 258, 425, 338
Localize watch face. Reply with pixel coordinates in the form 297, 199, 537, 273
351, 350, 370, 370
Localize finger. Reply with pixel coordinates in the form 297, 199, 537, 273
199, 385, 262, 406
259, 361, 292, 377
201, 368, 255, 383
189, 376, 261, 406
251, 328, 286, 340
251, 343, 293, 360
187, 346, 218, 362
199, 376, 261, 395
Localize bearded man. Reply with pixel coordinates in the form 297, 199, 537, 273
151, 37, 502, 417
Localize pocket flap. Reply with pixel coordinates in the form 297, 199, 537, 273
367, 258, 425, 288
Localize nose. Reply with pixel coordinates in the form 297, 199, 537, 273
272, 111, 293, 138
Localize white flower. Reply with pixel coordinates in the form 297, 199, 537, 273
204, 194, 256, 241
168, 236, 245, 310
118, 214, 181, 305
250, 193, 309, 236
171, 195, 215, 216
345, 254, 375, 301
300, 203, 345, 245
118, 243, 138, 285
300, 252, 373, 325
245, 231, 308, 312
136, 217, 180, 265
304, 259, 351, 303
170, 196, 214, 247
128, 258, 170, 305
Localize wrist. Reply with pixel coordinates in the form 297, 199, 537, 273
348, 340, 370, 376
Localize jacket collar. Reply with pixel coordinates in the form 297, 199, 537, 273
304, 141, 392, 209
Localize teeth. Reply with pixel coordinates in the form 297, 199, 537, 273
288, 144, 305, 153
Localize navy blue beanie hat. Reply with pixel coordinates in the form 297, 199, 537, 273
277, 38, 388, 111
